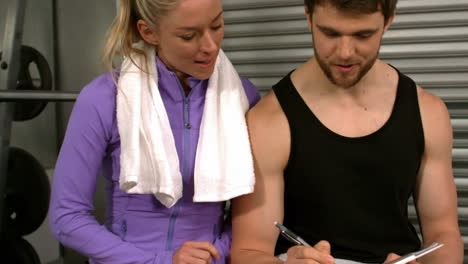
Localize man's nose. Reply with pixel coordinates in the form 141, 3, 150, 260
336, 37, 354, 60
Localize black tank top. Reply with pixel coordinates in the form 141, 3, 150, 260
273, 68, 423, 263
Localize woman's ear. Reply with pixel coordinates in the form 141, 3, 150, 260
137, 19, 159, 45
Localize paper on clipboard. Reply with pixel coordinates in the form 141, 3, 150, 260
277, 242, 443, 264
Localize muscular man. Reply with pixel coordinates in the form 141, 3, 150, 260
231, 0, 463, 263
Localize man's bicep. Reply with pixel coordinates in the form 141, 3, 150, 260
414, 89, 463, 262
231, 171, 284, 254
232, 100, 290, 254
415, 91, 458, 234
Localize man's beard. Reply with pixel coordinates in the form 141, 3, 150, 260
314, 45, 379, 89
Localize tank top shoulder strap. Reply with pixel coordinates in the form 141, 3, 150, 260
272, 71, 311, 125
391, 65, 425, 154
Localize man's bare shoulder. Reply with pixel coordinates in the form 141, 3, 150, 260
416, 85, 452, 143
246, 89, 290, 168
247, 90, 286, 127
417, 86, 450, 121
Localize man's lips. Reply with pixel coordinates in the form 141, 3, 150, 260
335, 64, 356, 73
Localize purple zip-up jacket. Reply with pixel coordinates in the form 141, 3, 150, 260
49, 57, 260, 264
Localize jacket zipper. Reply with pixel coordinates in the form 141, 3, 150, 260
166, 79, 192, 251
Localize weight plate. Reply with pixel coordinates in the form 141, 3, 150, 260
0, 45, 53, 121
4, 237, 42, 264
4, 147, 50, 236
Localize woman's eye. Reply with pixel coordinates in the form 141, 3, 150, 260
180, 34, 195, 41
212, 24, 223, 30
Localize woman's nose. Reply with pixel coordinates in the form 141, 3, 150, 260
200, 32, 218, 53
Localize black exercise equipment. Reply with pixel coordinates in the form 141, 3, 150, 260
0, 45, 53, 121
3, 237, 41, 264
0, 1, 57, 263
3, 146, 50, 237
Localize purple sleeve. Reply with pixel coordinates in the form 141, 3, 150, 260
241, 77, 261, 109
48, 75, 172, 264
212, 219, 232, 264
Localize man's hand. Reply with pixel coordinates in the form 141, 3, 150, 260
285, 240, 335, 264
383, 253, 421, 264
173, 241, 220, 264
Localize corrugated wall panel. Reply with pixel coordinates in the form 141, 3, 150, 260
222, 0, 468, 261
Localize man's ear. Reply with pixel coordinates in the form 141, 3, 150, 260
383, 12, 395, 33
305, 5, 312, 32
137, 19, 159, 45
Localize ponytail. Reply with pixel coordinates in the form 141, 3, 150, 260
101, 0, 180, 75
102, 0, 143, 73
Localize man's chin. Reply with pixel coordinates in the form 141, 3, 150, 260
329, 74, 361, 89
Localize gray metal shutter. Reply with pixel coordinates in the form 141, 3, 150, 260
222, 0, 468, 261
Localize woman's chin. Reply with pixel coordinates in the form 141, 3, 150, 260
191, 70, 214, 80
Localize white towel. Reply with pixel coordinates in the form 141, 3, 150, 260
117, 42, 255, 208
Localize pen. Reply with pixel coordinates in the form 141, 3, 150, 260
274, 221, 311, 247
386, 242, 444, 264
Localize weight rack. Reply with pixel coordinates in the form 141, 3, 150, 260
0, 0, 27, 237
0, 1, 78, 263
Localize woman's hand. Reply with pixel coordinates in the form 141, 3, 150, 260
173, 241, 220, 264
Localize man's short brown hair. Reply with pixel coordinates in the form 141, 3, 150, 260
304, 0, 397, 24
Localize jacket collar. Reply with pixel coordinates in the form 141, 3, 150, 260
156, 56, 208, 101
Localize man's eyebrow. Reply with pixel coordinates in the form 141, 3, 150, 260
353, 28, 378, 35
175, 11, 223, 31
316, 24, 378, 35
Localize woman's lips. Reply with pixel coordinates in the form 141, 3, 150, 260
195, 59, 214, 68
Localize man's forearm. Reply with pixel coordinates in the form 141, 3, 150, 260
231, 249, 283, 264
420, 231, 463, 264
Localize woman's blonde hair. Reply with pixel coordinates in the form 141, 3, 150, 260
102, 0, 180, 73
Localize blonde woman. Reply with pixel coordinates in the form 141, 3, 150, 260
48, 0, 260, 263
